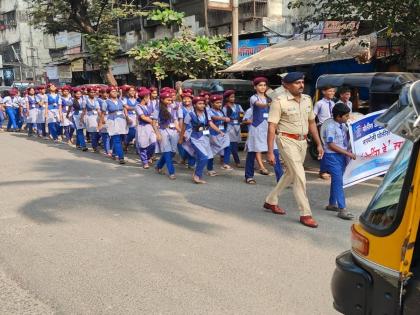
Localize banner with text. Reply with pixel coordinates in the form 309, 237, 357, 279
226, 38, 269, 61
343, 110, 405, 187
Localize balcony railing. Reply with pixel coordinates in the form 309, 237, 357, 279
208, 0, 267, 28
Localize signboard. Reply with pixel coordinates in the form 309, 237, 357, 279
55, 32, 68, 48
54, 32, 82, 48
46, 66, 59, 80
58, 65, 72, 80
376, 46, 402, 59
111, 58, 130, 75
208, 0, 232, 11
67, 32, 82, 48
322, 21, 359, 39
71, 59, 84, 72
226, 38, 269, 61
343, 111, 405, 187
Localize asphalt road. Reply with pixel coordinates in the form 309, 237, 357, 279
0, 132, 380, 315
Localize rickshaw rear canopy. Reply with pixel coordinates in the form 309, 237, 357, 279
316, 72, 420, 93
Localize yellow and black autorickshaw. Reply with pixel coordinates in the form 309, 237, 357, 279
331, 80, 420, 314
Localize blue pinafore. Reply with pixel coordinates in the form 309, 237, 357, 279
46, 93, 61, 140
135, 102, 156, 166
60, 97, 74, 142
187, 110, 213, 179
124, 97, 138, 147
106, 99, 128, 161
245, 94, 283, 182
224, 104, 243, 165
71, 98, 87, 149
84, 98, 100, 150
153, 107, 179, 176
26, 95, 37, 136
207, 108, 230, 171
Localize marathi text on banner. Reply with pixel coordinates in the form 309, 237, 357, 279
343, 110, 405, 187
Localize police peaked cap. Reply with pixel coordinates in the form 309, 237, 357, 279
282, 72, 305, 83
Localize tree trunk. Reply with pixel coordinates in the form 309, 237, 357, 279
104, 68, 117, 86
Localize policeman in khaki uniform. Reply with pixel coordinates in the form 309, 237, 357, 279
263, 72, 324, 228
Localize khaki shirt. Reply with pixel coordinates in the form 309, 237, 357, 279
268, 90, 315, 135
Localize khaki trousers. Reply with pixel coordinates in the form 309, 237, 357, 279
265, 136, 312, 216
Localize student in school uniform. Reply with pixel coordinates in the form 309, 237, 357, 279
97, 88, 112, 156
207, 94, 232, 175
180, 96, 223, 184
199, 91, 211, 107
25, 87, 38, 137
243, 105, 284, 183
81, 87, 101, 152
0, 96, 5, 131
122, 86, 138, 151
59, 86, 74, 143
45, 83, 61, 142
321, 102, 355, 220
177, 91, 196, 168
314, 85, 336, 180
11, 89, 23, 131
314, 85, 336, 126
244, 77, 271, 184
152, 91, 180, 180
222, 90, 244, 168
149, 87, 159, 111
335, 86, 352, 112
16, 89, 26, 131
35, 85, 48, 138
135, 88, 156, 169
3, 90, 18, 132
105, 86, 129, 164
80, 87, 88, 97
68, 88, 88, 151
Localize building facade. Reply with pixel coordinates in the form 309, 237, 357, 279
0, 0, 53, 86
45, 0, 312, 85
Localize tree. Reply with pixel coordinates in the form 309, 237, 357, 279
27, 1, 183, 85
288, 0, 420, 57
129, 27, 230, 81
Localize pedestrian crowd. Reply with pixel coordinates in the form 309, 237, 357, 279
0, 72, 357, 228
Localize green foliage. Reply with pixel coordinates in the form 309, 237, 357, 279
147, 8, 184, 27
26, 0, 183, 73
84, 34, 120, 71
128, 28, 230, 80
288, 0, 420, 55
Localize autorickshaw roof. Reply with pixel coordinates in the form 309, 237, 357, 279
316, 72, 420, 93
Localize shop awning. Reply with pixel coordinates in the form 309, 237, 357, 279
222, 34, 376, 73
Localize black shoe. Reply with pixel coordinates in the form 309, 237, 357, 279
82, 147, 88, 152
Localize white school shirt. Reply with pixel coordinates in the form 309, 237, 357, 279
313, 98, 335, 125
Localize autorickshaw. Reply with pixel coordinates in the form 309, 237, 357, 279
306, 72, 420, 160
315, 72, 420, 114
331, 80, 420, 314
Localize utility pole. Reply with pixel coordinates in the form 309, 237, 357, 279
232, 0, 239, 64
11, 45, 23, 84
204, 0, 209, 36
28, 18, 37, 83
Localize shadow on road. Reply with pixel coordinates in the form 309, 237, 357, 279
6, 132, 379, 251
